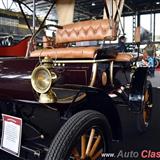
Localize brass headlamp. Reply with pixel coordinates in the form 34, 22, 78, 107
31, 57, 57, 103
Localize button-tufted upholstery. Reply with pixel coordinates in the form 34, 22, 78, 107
31, 19, 134, 61
55, 19, 118, 44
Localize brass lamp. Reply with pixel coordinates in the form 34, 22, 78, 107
31, 57, 57, 103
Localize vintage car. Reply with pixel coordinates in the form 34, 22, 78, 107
0, 0, 153, 160
0, 36, 31, 57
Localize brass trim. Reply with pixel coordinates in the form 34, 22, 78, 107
102, 71, 107, 86
39, 90, 57, 103
89, 63, 97, 87
52, 59, 113, 64
110, 61, 114, 86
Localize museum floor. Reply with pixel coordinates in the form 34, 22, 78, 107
0, 71, 160, 160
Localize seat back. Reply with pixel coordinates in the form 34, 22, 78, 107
55, 19, 118, 44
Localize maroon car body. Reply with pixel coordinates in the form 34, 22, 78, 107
0, 2, 153, 159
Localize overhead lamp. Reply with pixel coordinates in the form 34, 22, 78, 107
91, 2, 96, 6
156, 1, 160, 4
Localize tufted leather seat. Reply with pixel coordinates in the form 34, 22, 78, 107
55, 19, 117, 44
31, 19, 133, 62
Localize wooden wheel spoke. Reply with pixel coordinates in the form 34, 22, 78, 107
89, 135, 101, 157
143, 88, 151, 123
72, 128, 105, 160
81, 134, 86, 159
86, 128, 95, 156
143, 110, 147, 122
92, 148, 103, 160
144, 90, 149, 102
71, 147, 80, 160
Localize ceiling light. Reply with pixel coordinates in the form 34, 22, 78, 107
91, 2, 96, 6
156, 1, 160, 4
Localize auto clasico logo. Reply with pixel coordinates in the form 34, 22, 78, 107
141, 150, 160, 159
101, 150, 160, 159
117, 150, 139, 158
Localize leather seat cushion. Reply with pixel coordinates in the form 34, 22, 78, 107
31, 48, 134, 62
115, 53, 133, 62
31, 47, 99, 59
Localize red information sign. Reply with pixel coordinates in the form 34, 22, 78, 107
0, 114, 22, 157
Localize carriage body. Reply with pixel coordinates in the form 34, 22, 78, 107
0, 1, 153, 159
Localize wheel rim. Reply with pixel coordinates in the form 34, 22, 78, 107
70, 127, 107, 160
155, 59, 159, 68
143, 89, 151, 126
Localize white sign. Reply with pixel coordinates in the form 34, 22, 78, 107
0, 114, 22, 157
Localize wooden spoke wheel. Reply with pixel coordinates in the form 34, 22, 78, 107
45, 110, 112, 160
136, 81, 153, 133
71, 128, 105, 160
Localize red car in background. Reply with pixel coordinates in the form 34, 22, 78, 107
0, 36, 31, 57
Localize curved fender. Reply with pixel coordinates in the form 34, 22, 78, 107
63, 87, 123, 141
129, 67, 148, 112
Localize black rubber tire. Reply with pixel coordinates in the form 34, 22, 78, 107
45, 110, 112, 160
136, 81, 153, 133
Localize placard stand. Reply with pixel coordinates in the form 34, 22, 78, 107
0, 114, 22, 157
